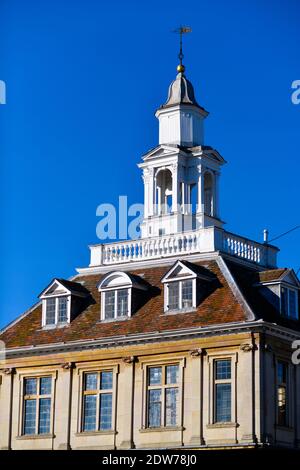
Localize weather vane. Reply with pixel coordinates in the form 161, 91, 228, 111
173, 26, 192, 73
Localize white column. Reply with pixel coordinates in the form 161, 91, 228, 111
214, 171, 220, 218
142, 173, 149, 219
181, 182, 185, 213
197, 166, 203, 213
172, 163, 179, 213
147, 168, 154, 216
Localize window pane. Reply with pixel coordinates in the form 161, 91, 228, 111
45, 298, 56, 325
105, 291, 115, 319
182, 280, 193, 309
215, 360, 231, 380
99, 393, 112, 430
38, 398, 51, 434
24, 399, 36, 435
83, 395, 97, 431
277, 362, 287, 385
58, 297, 68, 323
148, 389, 161, 427
289, 290, 297, 319
281, 288, 288, 316
117, 289, 128, 317
278, 385, 287, 426
168, 282, 179, 310
277, 360, 288, 426
85, 373, 98, 391
40, 377, 52, 395
25, 378, 37, 395
165, 388, 178, 426
148, 367, 162, 385
100, 371, 113, 390
166, 365, 179, 384
215, 383, 231, 422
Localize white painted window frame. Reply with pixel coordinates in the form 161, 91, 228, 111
163, 277, 196, 313
280, 286, 299, 319
100, 287, 132, 321
41, 294, 71, 327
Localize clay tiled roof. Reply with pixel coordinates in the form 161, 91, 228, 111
0, 260, 246, 349
258, 269, 288, 283
2, 258, 299, 350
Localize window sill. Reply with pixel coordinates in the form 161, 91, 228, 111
16, 434, 55, 440
139, 426, 184, 433
75, 430, 116, 437
40, 323, 69, 330
163, 308, 197, 316
206, 422, 239, 429
98, 316, 129, 324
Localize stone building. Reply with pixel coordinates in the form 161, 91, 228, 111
1, 55, 300, 451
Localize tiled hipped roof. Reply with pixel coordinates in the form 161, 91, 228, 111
1, 258, 299, 349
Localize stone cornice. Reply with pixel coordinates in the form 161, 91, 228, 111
2, 321, 300, 360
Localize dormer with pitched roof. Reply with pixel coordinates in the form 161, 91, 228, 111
39, 278, 90, 328
255, 268, 300, 319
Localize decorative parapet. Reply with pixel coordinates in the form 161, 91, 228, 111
88, 226, 278, 269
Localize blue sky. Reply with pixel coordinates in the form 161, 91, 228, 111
0, 0, 299, 329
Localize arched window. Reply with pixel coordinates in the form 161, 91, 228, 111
98, 271, 148, 321
98, 272, 132, 320
204, 172, 214, 217
155, 169, 172, 215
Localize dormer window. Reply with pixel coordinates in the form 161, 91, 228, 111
168, 279, 193, 310
98, 271, 147, 321
43, 294, 70, 327
281, 287, 298, 319
162, 261, 198, 313
104, 288, 129, 319
257, 268, 300, 320
39, 278, 90, 328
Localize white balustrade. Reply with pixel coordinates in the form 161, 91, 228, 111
89, 227, 278, 268
97, 230, 200, 265
222, 232, 262, 264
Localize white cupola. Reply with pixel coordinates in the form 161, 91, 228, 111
138, 61, 226, 239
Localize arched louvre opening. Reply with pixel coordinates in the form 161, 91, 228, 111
155, 168, 173, 215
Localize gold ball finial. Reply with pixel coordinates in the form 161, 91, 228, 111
177, 64, 185, 73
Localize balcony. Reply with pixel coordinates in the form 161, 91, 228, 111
88, 227, 278, 269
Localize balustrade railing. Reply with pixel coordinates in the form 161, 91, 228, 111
89, 227, 278, 268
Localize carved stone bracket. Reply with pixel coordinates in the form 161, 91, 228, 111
189, 348, 205, 357
240, 343, 257, 352
61, 362, 75, 370
0, 367, 15, 375
122, 356, 136, 364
